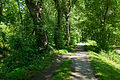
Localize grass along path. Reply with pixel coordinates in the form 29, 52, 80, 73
89, 51, 120, 80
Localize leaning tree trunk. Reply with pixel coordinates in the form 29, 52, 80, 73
25, 0, 48, 53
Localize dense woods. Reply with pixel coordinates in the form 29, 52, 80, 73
0, 0, 120, 80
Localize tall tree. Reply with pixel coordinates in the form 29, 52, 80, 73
25, 0, 48, 53
53, 0, 65, 49
84, 0, 120, 50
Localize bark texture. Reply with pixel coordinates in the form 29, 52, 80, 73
65, 0, 72, 46
25, 0, 48, 53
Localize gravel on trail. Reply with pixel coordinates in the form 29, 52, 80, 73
65, 43, 97, 80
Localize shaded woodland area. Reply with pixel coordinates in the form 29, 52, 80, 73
0, 0, 120, 80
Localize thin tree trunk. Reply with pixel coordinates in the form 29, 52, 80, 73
17, 0, 24, 37
100, 0, 109, 50
66, 0, 72, 46
104, 0, 109, 24
66, 16, 70, 46
0, 5, 2, 15
0, 1, 3, 22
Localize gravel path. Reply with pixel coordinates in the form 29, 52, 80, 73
64, 43, 97, 80
31, 43, 97, 80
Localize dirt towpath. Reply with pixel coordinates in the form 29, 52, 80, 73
31, 43, 97, 80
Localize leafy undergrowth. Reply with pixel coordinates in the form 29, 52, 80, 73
0, 53, 56, 80
85, 40, 99, 52
55, 49, 68, 55
55, 44, 75, 55
89, 51, 120, 80
0, 44, 76, 80
51, 59, 73, 80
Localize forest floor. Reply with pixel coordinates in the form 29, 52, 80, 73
31, 43, 97, 80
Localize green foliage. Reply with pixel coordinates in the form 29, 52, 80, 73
5, 68, 26, 80
85, 40, 99, 52
0, 0, 120, 79
64, 45, 75, 52
86, 40, 97, 46
81, 0, 120, 51
56, 49, 68, 55
51, 59, 73, 80
89, 51, 120, 80
0, 52, 56, 79
55, 44, 75, 55
0, 23, 10, 57
100, 50, 120, 64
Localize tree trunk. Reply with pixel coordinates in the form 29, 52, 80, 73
66, 0, 72, 46
54, 9, 62, 49
53, 0, 63, 49
66, 15, 70, 46
34, 26, 48, 53
98, 0, 109, 50
25, 0, 48, 53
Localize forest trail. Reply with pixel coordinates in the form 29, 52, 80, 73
64, 43, 97, 80
31, 43, 97, 80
